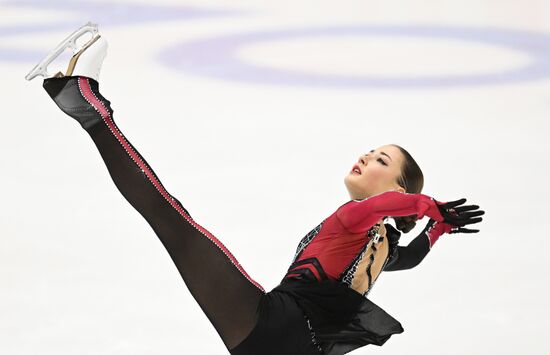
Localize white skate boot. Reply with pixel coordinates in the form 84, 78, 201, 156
25, 22, 108, 82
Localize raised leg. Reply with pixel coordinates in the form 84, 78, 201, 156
42, 75, 265, 350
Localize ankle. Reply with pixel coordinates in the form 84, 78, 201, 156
43, 76, 111, 130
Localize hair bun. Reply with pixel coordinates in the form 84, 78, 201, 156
393, 215, 417, 233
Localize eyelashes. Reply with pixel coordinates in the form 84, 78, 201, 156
363, 154, 388, 166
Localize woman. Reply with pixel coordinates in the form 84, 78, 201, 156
27, 24, 484, 355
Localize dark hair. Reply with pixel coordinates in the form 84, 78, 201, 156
391, 144, 424, 233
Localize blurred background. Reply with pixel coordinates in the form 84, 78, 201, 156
1, 0, 549, 354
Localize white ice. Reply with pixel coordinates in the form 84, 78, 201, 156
1, 0, 549, 354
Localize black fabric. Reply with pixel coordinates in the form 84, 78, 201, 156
41, 75, 406, 355
436, 198, 484, 228
43, 76, 105, 130
230, 290, 323, 355
42, 76, 265, 351
383, 223, 431, 271
287, 257, 329, 281
273, 277, 404, 355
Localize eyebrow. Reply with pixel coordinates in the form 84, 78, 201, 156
369, 149, 393, 161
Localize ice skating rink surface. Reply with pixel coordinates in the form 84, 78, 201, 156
1, 0, 549, 354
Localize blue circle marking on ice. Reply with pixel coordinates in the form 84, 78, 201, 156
157, 25, 550, 88
0, 0, 240, 62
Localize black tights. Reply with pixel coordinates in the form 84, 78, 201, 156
42, 76, 265, 351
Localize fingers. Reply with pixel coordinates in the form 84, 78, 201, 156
450, 227, 480, 234
438, 198, 485, 233
460, 210, 485, 218
461, 217, 483, 225
443, 198, 467, 209
454, 205, 479, 213
444, 214, 484, 227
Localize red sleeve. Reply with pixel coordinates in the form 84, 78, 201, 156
336, 191, 444, 234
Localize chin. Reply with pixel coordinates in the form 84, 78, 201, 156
343, 176, 366, 199
343, 176, 354, 195
343, 174, 355, 188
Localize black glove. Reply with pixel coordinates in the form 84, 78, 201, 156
436, 198, 484, 233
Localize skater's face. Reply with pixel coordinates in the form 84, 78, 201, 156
344, 144, 406, 200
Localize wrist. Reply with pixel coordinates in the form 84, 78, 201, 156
419, 198, 445, 222
424, 220, 452, 248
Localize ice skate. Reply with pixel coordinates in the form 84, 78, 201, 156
30, 22, 113, 131
25, 21, 108, 82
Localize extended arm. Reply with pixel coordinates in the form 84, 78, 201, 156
336, 191, 444, 234
384, 221, 452, 271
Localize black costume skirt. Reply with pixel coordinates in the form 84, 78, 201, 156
229, 287, 323, 355
230, 276, 404, 355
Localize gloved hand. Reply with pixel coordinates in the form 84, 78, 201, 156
435, 198, 484, 233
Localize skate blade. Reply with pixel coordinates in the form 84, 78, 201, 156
65, 34, 101, 76
25, 21, 100, 81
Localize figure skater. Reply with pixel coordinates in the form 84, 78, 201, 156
26, 24, 484, 355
